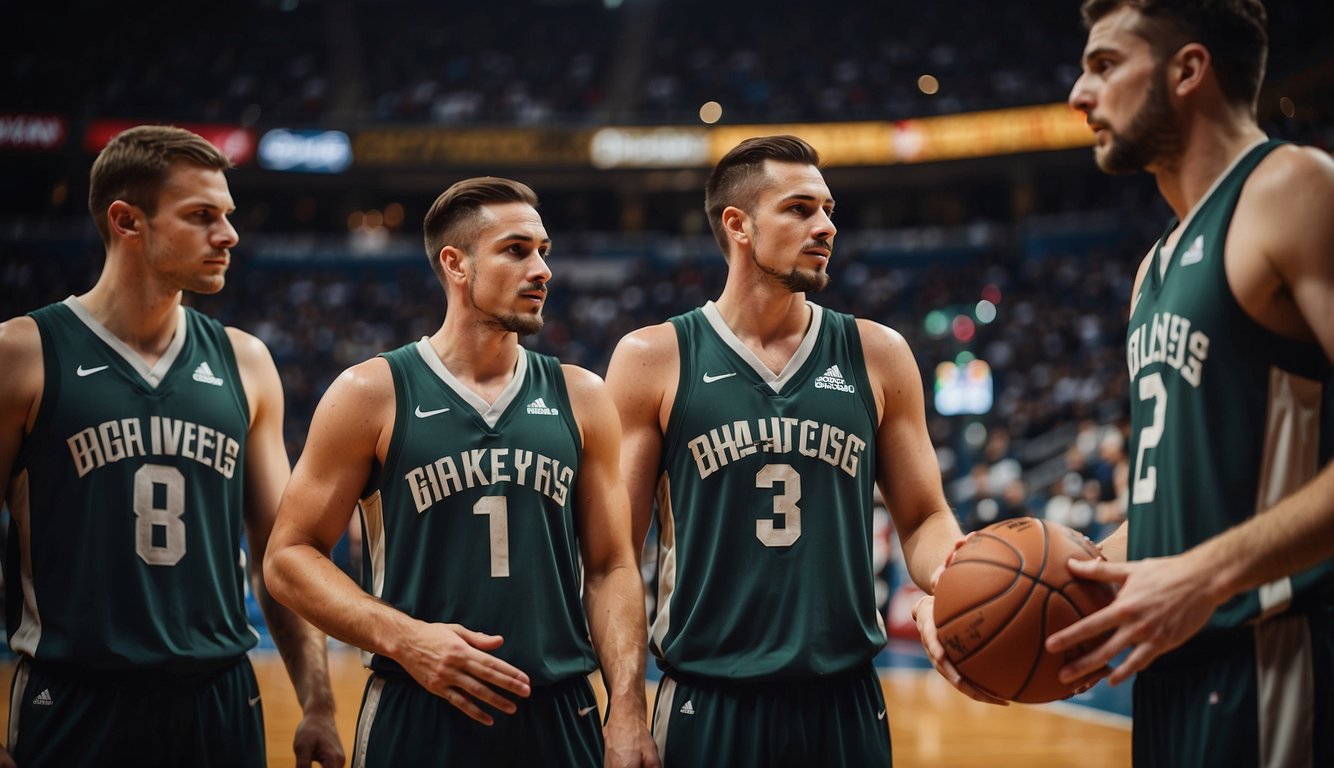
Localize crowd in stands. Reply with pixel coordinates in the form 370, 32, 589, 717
4, 0, 1329, 134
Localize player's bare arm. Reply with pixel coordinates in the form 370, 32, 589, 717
229, 328, 345, 767
264, 357, 531, 725
564, 364, 660, 768
858, 320, 1005, 705
604, 323, 679, 559
0, 317, 42, 489
859, 320, 959, 584
0, 317, 40, 768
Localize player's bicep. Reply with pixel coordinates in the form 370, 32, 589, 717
863, 322, 949, 533
0, 317, 42, 486
275, 362, 391, 553
566, 367, 636, 573
604, 327, 674, 547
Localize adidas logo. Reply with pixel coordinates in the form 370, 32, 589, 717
814, 364, 854, 393
679, 699, 695, 716
1180, 235, 1205, 266
192, 361, 224, 386
526, 397, 558, 416
32, 688, 53, 706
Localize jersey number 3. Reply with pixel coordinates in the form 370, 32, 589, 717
134, 463, 187, 566
756, 463, 802, 547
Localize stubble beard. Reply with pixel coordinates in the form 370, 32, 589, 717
468, 275, 545, 337
1097, 67, 1183, 175
751, 229, 832, 294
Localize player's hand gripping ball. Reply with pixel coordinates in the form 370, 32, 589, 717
933, 517, 1115, 703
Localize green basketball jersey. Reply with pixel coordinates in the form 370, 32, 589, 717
652, 302, 885, 680
362, 340, 596, 685
1126, 140, 1334, 630
6, 297, 256, 672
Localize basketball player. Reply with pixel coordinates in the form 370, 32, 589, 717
603, 135, 980, 767
263, 177, 658, 767
0, 126, 344, 767
1044, 1, 1334, 765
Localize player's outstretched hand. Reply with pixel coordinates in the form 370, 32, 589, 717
400, 622, 532, 725
604, 706, 661, 768
1046, 553, 1221, 687
294, 708, 345, 768
914, 564, 1009, 707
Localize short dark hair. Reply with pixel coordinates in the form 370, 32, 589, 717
422, 177, 539, 284
88, 125, 231, 246
704, 135, 822, 255
1080, 0, 1268, 110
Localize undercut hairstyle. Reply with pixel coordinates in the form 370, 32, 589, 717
1081, 0, 1268, 110
88, 125, 231, 246
422, 176, 539, 284
704, 135, 822, 255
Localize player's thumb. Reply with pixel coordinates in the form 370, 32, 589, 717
1067, 557, 1127, 583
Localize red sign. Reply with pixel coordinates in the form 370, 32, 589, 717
83, 120, 256, 165
0, 113, 68, 151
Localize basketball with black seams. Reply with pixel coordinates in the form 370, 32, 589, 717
933, 517, 1116, 703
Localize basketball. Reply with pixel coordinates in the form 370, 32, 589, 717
933, 517, 1116, 703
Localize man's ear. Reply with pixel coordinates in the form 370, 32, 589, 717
721, 206, 750, 247
1170, 42, 1211, 99
439, 246, 468, 283
107, 200, 142, 239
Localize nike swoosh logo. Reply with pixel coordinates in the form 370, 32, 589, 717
877, 709, 886, 720
415, 406, 451, 418
248, 695, 262, 707
76, 364, 109, 377
702, 372, 737, 383
578, 705, 597, 717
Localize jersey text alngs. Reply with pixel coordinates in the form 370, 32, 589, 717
688, 417, 867, 480
66, 416, 241, 479
1127, 310, 1211, 387
404, 448, 574, 512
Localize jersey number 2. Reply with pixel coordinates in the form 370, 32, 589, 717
134, 464, 186, 566
1132, 372, 1166, 505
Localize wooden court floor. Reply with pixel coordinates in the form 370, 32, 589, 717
2, 647, 1130, 767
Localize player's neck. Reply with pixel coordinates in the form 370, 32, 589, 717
427, 317, 521, 403
713, 284, 812, 370
77, 259, 185, 360
1152, 116, 1267, 221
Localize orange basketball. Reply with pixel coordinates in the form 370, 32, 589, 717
933, 517, 1115, 703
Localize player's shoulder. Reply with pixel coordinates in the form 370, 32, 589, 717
559, 362, 606, 393
0, 315, 43, 385
613, 320, 678, 358
606, 320, 680, 383
1250, 144, 1334, 197
559, 363, 617, 422
0, 314, 41, 358
853, 317, 910, 357
223, 325, 272, 361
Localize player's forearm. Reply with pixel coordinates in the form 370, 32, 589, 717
584, 561, 651, 713
1096, 521, 1129, 562
1199, 463, 1334, 601
900, 507, 964, 593
265, 541, 420, 662
255, 585, 336, 716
